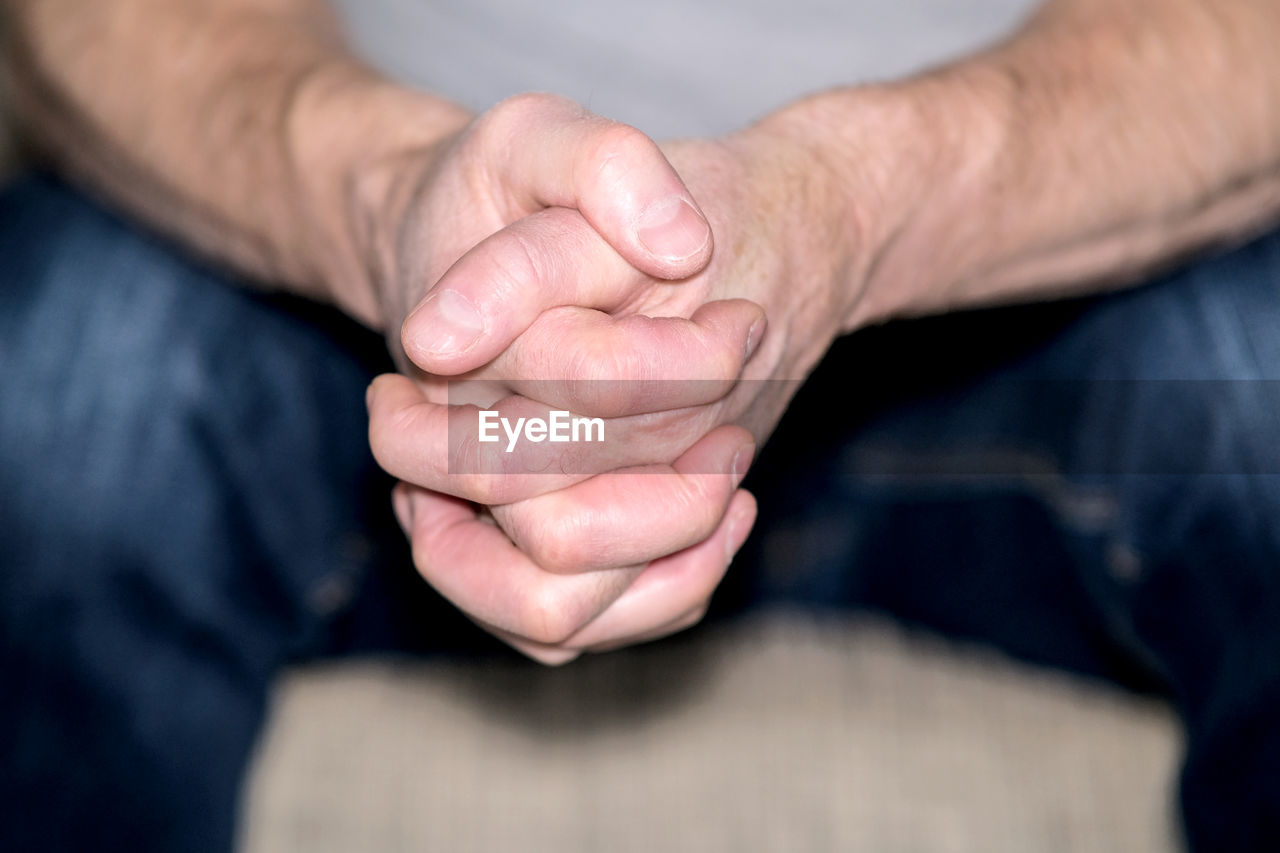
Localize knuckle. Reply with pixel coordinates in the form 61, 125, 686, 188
407, 531, 437, 581
679, 605, 710, 633
453, 470, 520, 506
564, 380, 628, 419
480, 93, 578, 149
525, 646, 580, 667
560, 347, 649, 417
568, 335, 645, 383
446, 427, 480, 479
586, 122, 660, 177
635, 408, 715, 458
522, 507, 595, 573
519, 584, 585, 646
565, 344, 613, 384
366, 405, 415, 472
477, 228, 543, 304
503, 227, 550, 290
494, 91, 572, 121
704, 333, 746, 381
453, 471, 496, 504
671, 478, 726, 538
366, 417, 394, 467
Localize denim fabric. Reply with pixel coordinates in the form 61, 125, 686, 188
3, 172, 1279, 851
730, 230, 1280, 851
0, 174, 492, 852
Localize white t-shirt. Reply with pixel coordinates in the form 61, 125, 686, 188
331, 0, 1040, 139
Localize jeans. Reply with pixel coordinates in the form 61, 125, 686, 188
2, 173, 1278, 851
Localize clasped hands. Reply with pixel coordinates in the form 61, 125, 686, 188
363, 93, 854, 664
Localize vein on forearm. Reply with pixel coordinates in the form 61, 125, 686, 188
975, 0, 1280, 283
833, 0, 1280, 324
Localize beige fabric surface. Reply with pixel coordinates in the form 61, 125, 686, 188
241, 610, 1182, 853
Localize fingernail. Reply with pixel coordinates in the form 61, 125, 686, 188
745, 318, 766, 362
416, 290, 485, 357
391, 487, 414, 535
636, 198, 710, 262
365, 379, 377, 410
730, 443, 755, 487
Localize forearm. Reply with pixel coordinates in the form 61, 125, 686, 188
760, 0, 1280, 328
1, 0, 469, 327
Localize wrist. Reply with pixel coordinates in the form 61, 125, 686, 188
735, 100, 863, 320
866, 66, 1018, 321
745, 75, 1011, 331
287, 64, 471, 329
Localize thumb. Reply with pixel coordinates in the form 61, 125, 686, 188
480, 93, 713, 280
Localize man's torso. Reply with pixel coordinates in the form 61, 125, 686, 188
332, 0, 1040, 138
